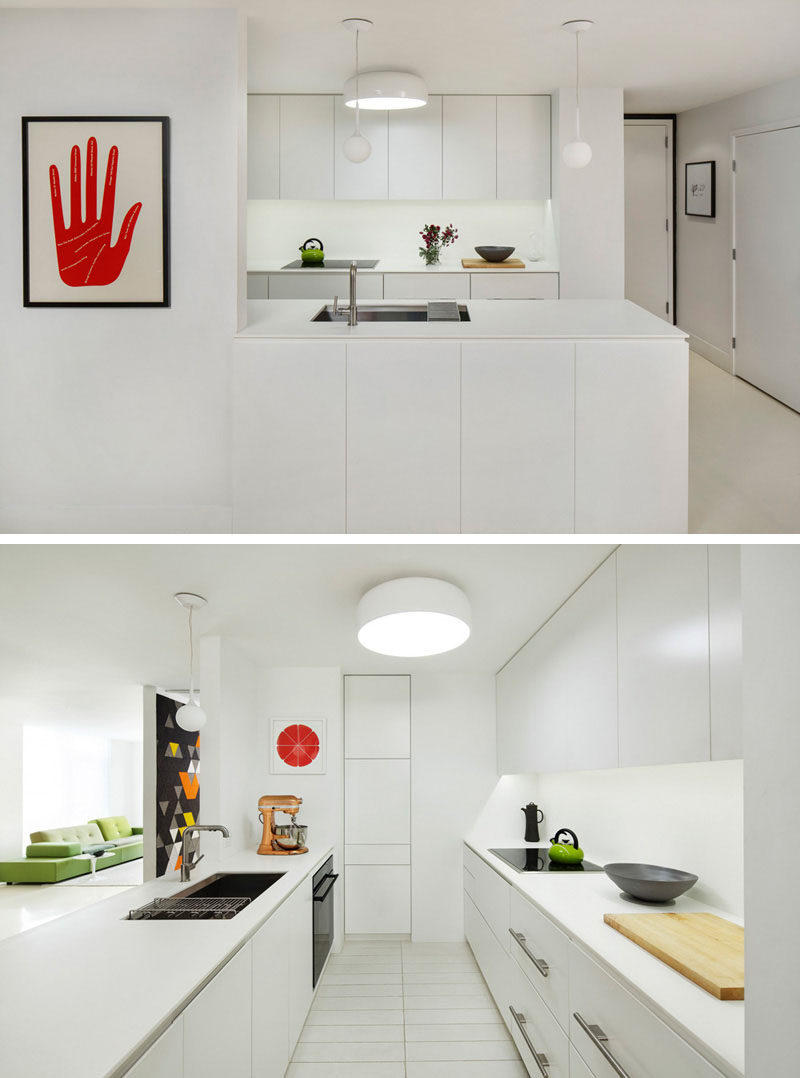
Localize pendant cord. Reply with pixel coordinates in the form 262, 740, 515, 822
355, 29, 361, 135
187, 605, 195, 706
575, 31, 582, 140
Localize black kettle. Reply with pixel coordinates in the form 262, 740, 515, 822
521, 802, 544, 843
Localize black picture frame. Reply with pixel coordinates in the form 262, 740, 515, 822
685, 160, 716, 219
21, 115, 170, 307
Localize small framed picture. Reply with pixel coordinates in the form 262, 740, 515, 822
685, 160, 715, 218
270, 718, 326, 775
22, 116, 170, 306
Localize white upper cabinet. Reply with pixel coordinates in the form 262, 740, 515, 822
708, 545, 743, 760
443, 96, 497, 199
250, 94, 550, 200
279, 95, 334, 200
497, 95, 551, 199
388, 95, 443, 199
496, 555, 617, 774
248, 95, 280, 198
344, 675, 410, 758
617, 545, 711, 767
334, 98, 388, 199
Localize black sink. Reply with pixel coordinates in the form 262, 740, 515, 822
127, 873, 285, 920
178, 872, 284, 901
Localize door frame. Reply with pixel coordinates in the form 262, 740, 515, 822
730, 117, 800, 377
624, 113, 677, 323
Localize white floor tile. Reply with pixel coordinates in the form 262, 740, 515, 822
402, 942, 470, 953
403, 984, 492, 998
406, 1041, 521, 1062
403, 971, 483, 984
341, 942, 403, 955
314, 995, 403, 1010
405, 1024, 510, 1042
293, 1042, 405, 1063
317, 984, 403, 999
404, 1008, 502, 1025
406, 1061, 527, 1077
327, 959, 402, 973
305, 1008, 404, 1026
324, 973, 402, 985
300, 1025, 405, 1043
402, 961, 477, 971
288, 1064, 405, 1078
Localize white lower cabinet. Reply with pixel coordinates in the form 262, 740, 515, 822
464, 891, 513, 1029
124, 1018, 183, 1078
345, 864, 411, 934
507, 960, 569, 1078
383, 273, 469, 301
508, 888, 569, 1030
570, 1043, 598, 1078
183, 943, 252, 1078
470, 272, 558, 299
266, 273, 383, 300
252, 898, 291, 1078
464, 848, 510, 952
287, 877, 314, 1055
569, 945, 725, 1078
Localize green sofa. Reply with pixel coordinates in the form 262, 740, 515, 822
0, 816, 143, 884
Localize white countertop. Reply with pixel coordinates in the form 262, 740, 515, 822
247, 258, 560, 274
0, 844, 333, 1078
237, 299, 689, 341
465, 839, 744, 1078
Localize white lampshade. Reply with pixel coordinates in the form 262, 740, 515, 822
357, 577, 471, 657
562, 140, 593, 168
343, 132, 372, 162
175, 701, 207, 732
344, 70, 428, 110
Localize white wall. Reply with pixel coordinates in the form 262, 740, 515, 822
552, 87, 625, 298
677, 75, 800, 372
741, 545, 800, 1077
248, 199, 552, 266
0, 722, 23, 859
411, 673, 497, 941
257, 667, 344, 947
0, 9, 242, 533
470, 759, 744, 915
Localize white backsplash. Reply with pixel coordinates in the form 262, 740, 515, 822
247, 198, 556, 265
468, 759, 744, 916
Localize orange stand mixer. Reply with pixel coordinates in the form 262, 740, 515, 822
257, 794, 309, 855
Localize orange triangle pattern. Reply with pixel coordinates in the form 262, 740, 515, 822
179, 771, 200, 799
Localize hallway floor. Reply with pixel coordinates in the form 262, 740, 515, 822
289, 938, 525, 1077
689, 351, 800, 532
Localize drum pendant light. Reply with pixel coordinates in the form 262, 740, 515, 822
357, 577, 471, 657
562, 20, 594, 169
342, 18, 372, 163
173, 592, 208, 732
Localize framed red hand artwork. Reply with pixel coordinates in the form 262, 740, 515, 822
21, 116, 170, 307
271, 718, 326, 776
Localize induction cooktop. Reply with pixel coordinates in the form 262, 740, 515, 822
281, 259, 380, 269
489, 848, 604, 873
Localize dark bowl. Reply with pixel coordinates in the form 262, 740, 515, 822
475, 245, 515, 263
604, 862, 698, 904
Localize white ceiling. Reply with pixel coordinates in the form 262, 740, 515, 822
0, 543, 613, 737
6, 0, 800, 111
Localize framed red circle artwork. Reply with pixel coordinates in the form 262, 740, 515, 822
271, 718, 326, 774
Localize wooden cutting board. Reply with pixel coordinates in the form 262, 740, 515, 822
461, 258, 527, 269
604, 912, 744, 1000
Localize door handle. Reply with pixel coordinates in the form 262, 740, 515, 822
573, 1012, 633, 1078
509, 1007, 550, 1077
509, 928, 550, 977
313, 873, 339, 902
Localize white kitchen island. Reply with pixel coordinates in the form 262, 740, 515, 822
234, 299, 688, 534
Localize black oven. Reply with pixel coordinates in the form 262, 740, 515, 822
312, 855, 338, 987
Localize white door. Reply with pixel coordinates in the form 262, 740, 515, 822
624, 120, 673, 320
734, 122, 800, 412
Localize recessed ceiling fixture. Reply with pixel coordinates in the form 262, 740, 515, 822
342, 17, 428, 112
562, 19, 594, 169
342, 18, 373, 163
357, 577, 471, 657
174, 592, 208, 732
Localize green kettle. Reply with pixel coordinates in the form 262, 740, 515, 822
548, 828, 584, 864
300, 237, 325, 264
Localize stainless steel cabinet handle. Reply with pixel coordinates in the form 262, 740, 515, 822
573, 1012, 633, 1078
509, 1007, 550, 1077
509, 928, 550, 978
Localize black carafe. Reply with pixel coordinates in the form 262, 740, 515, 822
522, 802, 544, 842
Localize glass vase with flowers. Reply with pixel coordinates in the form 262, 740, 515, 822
418, 223, 458, 266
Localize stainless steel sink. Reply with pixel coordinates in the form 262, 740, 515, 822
312, 303, 470, 323
127, 873, 284, 920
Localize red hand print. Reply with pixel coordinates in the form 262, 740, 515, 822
49, 137, 142, 287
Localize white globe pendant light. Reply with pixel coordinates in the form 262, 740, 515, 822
357, 577, 471, 658
562, 20, 594, 169
173, 592, 208, 732
342, 19, 371, 163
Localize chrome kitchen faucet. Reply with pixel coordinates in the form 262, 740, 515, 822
333, 261, 359, 326
180, 823, 230, 882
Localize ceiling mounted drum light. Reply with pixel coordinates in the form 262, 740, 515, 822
344, 70, 429, 110
174, 592, 208, 732
562, 19, 594, 169
357, 577, 471, 658
342, 18, 373, 163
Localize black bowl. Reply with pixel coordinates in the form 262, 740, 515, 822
604, 862, 698, 904
475, 246, 515, 263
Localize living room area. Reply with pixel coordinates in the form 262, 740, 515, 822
0, 685, 144, 942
